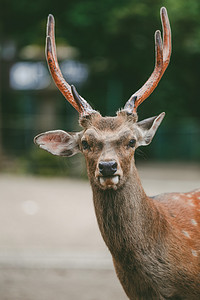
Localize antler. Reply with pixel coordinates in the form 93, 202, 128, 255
124, 7, 171, 114
46, 14, 96, 116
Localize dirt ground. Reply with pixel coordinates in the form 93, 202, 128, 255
0, 268, 128, 300
0, 163, 199, 300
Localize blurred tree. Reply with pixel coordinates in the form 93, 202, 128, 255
0, 0, 199, 166
1, 0, 200, 117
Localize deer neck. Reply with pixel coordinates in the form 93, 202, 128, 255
91, 163, 167, 264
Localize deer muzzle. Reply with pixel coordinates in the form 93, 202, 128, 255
97, 160, 120, 189
99, 160, 117, 176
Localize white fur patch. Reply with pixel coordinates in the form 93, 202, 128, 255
191, 250, 198, 257
191, 219, 197, 226
188, 199, 195, 207
182, 230, 190, 238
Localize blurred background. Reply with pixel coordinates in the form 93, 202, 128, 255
0, 0, 199, 299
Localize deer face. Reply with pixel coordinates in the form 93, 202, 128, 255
34, 111, 165, 190
80, 113, 137, 189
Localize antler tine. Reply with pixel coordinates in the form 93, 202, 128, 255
161, 7, 171, 75
124, 7, 171, 114
46, 15, 95, 115
47, 15, 62, 78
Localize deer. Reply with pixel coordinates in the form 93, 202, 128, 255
34, 7, 200, 300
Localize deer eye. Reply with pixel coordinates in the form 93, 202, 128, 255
82, 140, 90, 150
128, 139, 136, 148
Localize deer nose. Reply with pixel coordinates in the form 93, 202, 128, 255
99, 160, 118, 177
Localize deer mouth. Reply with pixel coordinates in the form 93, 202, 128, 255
98, 175, 120, 189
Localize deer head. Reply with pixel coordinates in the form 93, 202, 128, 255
34, 7, 171, 190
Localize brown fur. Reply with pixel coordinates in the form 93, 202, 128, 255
81, 114, 200, 299
35, 112, 200, 299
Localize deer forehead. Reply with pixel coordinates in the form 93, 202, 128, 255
83, 128, 134, 144
82, 115, 138, 144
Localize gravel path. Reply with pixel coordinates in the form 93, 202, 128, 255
0, 163, 199, 300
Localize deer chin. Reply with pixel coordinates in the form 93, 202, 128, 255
98, 175, 120, 190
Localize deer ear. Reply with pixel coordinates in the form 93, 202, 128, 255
137, 112, 165, 146
34, 130, 81, 157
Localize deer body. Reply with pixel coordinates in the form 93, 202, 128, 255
85, 116, 200, 300
92, 149, 200, 300
34, 8, 200, 299
93, 187, 200, 299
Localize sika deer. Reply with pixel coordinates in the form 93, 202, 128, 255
34, 7, 200, 299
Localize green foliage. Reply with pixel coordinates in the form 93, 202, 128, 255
0, 0, 200, 165
22, 147, 87, 177
1, 0, 200, 117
